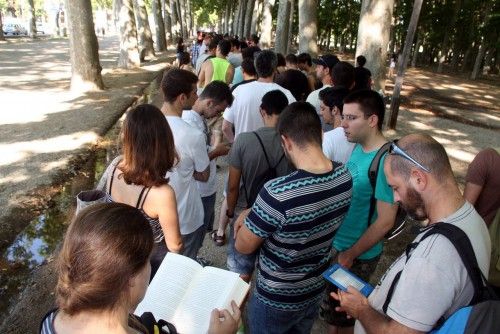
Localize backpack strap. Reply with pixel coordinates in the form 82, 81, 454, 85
367, 142, 391, 225
254, 132, 271, 167
382, 222, 496, 315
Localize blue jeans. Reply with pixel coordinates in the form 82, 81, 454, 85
201, 193, 216, 232
247, 293, 320, 334
181, 224, 205, 259
226, 207, 257, 275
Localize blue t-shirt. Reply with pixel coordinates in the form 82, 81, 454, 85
333, 144, 394, 260
245, 164, 353, 311
231, 66, 244, 85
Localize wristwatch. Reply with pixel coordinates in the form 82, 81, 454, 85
226, 210, 234, 218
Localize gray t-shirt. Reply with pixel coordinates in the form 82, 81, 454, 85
229, 127, 293, 208
354, 202, 491, 333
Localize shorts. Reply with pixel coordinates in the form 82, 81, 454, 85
320, 248, 380, 327
226, 207, 258, 275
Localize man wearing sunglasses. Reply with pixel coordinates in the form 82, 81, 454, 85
321, 89, 399, 333
332, 134, 491, 334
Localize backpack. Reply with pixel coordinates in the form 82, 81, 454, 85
367, 141, 407, 240
243, 132, 285, 208
138, 312, 178, 334
382, 223, 499, 334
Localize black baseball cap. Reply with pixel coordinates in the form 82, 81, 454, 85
312, 54, 340, 70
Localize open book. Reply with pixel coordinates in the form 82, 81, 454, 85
134, 253, 250, 334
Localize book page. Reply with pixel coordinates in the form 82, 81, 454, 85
134, 253, 202, 321
172, 267, 249, 334
222, 276, 250, 310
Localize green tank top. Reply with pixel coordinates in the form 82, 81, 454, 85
210, 57, 230, 82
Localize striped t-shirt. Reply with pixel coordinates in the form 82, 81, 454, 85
244, 163, 352, 311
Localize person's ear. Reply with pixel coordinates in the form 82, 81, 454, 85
368, 114, 379, 129
410, 169, 428, 191
281, 134, 292, 151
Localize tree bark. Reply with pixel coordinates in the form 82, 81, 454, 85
223, 0, 230, 33
133, 0, 155, 59
275, 0, 291, 55
260, 0, 275, 48
471, 40, 486, 80
27, 0, 37, 38
233, 0, 242, 37
117, 0, 141, 68
243, 0, 255, 39
0, 12, 5, 41
163, 0, 173, 43
411, 31, 421, 67
437, 0, 462, 73
152, 0, 166, 51
298, 0, 318, 56
287, 0, 295, 53
238, 0, 247, 38
65, 0, 105, 91
388, 0, 423, 129
355, 0, 395, 92
251, 0, 262, 35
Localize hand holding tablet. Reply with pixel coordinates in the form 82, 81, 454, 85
323, 264, 374, 297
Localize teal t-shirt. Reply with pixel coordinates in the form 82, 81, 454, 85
333, 144, 394, 260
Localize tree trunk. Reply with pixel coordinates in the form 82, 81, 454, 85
298, 0, 318, 56
461, 44, 473, 72
260, 0, 275, 48
450, 42, 460, 70
388, 0, 398, 54
223, 1, 230, 33
133, 0, 155, 59
117, 0, 141, 68
355, 0, 395, 92
287, 0, 295, 53
251, 0, 262, 35
244, 0, 255, 39
186, 0, 193, 36
163, 0, 173, 43
471, 40, 486, 80
275, 0, 291, 55
28, 0, 37, 38
0, 12, 5, 41
388, 0, 423, 129
152, 0, 166, 51
238, 0, 248, 38
65, 0, 105, 91
437, 0, 462, 73
411, 31, 421, 67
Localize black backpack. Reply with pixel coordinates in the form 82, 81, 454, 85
243, 132, 285, 208
383, 223, 499, 332
367, 141, 407, 240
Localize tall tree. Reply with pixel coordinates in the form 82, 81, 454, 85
251, 0, 262, 35
298, 0, 318, 56
243, 0, 255, 39
355, 0, 395, 91
27, 0, 36, 38
389, 0, 424, 129
0, 11, 5, 41
260, 0, 275, 48
471, 0, 494, 79
437, 0, 462, 73
163, 0, 173, 41
152, 0, 166, 51
133, 0, 155, 59
287, 0, 295, 53
65, 0, 105, 91
117, 0, 141, 68
275, 0, 291, 54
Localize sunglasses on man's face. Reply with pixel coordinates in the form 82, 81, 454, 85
389, 141, 431, 173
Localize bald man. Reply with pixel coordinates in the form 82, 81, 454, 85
332, 134, 491, 334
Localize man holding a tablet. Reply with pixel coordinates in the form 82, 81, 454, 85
332, 134, 491, 334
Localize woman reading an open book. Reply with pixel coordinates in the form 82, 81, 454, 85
40, 203, 240, 334
97, 104, 182, 278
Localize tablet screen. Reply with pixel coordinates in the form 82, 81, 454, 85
330, 268, 365, 291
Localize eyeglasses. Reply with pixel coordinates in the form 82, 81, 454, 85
389, 140, 431, 173
341, 114, 359, 121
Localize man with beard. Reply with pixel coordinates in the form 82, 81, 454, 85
321, 89, 398, 334
332, 134, 491, 334
234, 102, 353, 334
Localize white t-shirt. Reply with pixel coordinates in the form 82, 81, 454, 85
355, 202, 491, 333
223, 81, 296, 139
166, 116, 209, 235
182, 110, 217, 197
322, 127, 355, 164
306, 84, 331, 115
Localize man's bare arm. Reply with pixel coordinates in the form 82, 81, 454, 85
193, 164, 210, 182
222, 119, 235, 143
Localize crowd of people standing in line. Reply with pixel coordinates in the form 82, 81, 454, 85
40, 31, 499, 334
